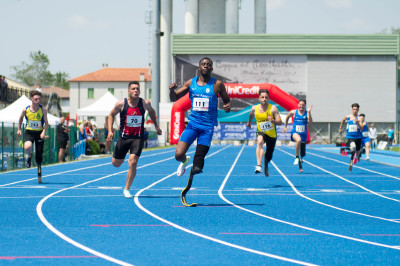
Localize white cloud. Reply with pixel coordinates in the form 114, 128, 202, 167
67, 15, 89, 28
345, 18, 366, 30
325, 0, 352, 8
267, 0, 286, 11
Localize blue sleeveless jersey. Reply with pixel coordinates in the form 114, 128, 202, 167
361, 122, 369, 139
346, 116, 362, 139
188, 77, 218, 127
291, 110, 308, 142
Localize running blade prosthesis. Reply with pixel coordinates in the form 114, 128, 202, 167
299, 159, 303, 173
38, 164, 42, 184
349, 157, 353, 172
180, 172, 197, 207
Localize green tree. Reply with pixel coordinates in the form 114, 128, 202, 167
53, 71, 70, 90
11, 51, 54, 86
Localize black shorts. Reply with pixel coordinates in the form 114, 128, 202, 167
346, 138, 362, 151
58, 139, 68, 149
113, 137, 144, 159
25, 130, 42, 142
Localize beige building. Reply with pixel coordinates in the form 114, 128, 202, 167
69, 68, 152, 126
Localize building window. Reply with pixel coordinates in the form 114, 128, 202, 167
108, 88, 114, 95
88, 88, 94, 99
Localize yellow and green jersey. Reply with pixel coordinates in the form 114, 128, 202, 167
25, 105, 44, 131
255, 104, 277, 138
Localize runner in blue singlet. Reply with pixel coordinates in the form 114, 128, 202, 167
359, 114, 370, 160
169, 57, 231, 177
283, 100, 313, 172
339, 103, 363, 171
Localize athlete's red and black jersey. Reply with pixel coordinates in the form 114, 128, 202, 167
119, 98, 145, 139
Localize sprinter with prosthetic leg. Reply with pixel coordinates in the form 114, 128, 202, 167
17, 90, 49, 183
283, 100, 313, 173
169, 57, 231, 207
339, 103, 363, 171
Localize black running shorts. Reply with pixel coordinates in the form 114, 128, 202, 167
25, 130, 42, 142
113, 137, 144, 159
346, 138, 361, 151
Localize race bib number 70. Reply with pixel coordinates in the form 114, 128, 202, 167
126, 115, 142, 127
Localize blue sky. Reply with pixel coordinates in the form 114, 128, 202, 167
1, 0, 399, 80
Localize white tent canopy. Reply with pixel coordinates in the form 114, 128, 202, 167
76, 91, 118, 116
0, 95, 60, 125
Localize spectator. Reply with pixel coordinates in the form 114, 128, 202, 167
143, 128, 149, 148
79, 120, 87, 140
387, 125, 395, 149
368, 123, 377, 150
57, 116, 70, 162
86, 121, 95, 140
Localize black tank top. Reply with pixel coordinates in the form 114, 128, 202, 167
119, 98, 145, 139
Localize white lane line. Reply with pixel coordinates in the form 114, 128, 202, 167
276, 148, 400, 224
36, 154, 178, 266
306, 148, 400, 178
280, 148, 400, 204
0, 149, 178, 187
135, 145, 316, 266
218, 148, 400, 251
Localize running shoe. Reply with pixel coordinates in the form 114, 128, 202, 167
353, 158, 358, 165
255, 166, 262, 174
26, 157, 31, 168
293, 158, 299, 165
177, 156, 190, 177
123, 190, 133, 198
366, 157, 370, 160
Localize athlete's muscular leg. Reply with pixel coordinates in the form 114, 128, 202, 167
24, 141, 33, 158
292, 133, 302, 157
175, 141, 190, 162
125, 154, 139, 190
256, 134, 265, 166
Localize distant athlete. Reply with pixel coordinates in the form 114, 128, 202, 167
169, 57, 231, 207
17, 90, 49, 183
247, 89, 282, 177
339, 103, 363, 171
283, 100, 313, 172
359, 114, 370, 160
107, 81, 162, 199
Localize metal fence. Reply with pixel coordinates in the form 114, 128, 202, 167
0, 123, 118, 172
0, 85, 49, 105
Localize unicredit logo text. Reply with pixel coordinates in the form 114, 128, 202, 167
226, 85, 260, 95
173, 112, 181, 140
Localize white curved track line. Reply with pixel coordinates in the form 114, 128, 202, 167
134, 145, 315, 265
306, 149, 400, 180
1, 149, 177, 187
218, 147, 400, 251
274, 149, 400, 224
36, 154, 178, 265
278, 148, 400, 203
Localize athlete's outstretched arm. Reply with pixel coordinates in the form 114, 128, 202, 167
41, 107, 49, 139
107, 100, 124, 141
283, 110, 295, 133
339, 116, 347, 134
216, 80, 231, 113
271, 106, 283, 125
307, 105, 313, 125
17, 108, 26, 136
143, 99, 162, 135
247, 106, 256, 128
169, 79, 191, 102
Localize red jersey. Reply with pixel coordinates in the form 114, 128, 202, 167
119, 98, 145, 139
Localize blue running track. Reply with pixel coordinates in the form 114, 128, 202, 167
1, 145, 399, 265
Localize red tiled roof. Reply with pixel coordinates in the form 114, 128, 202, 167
40, 86, 70, 98
69, 68, 152, 82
